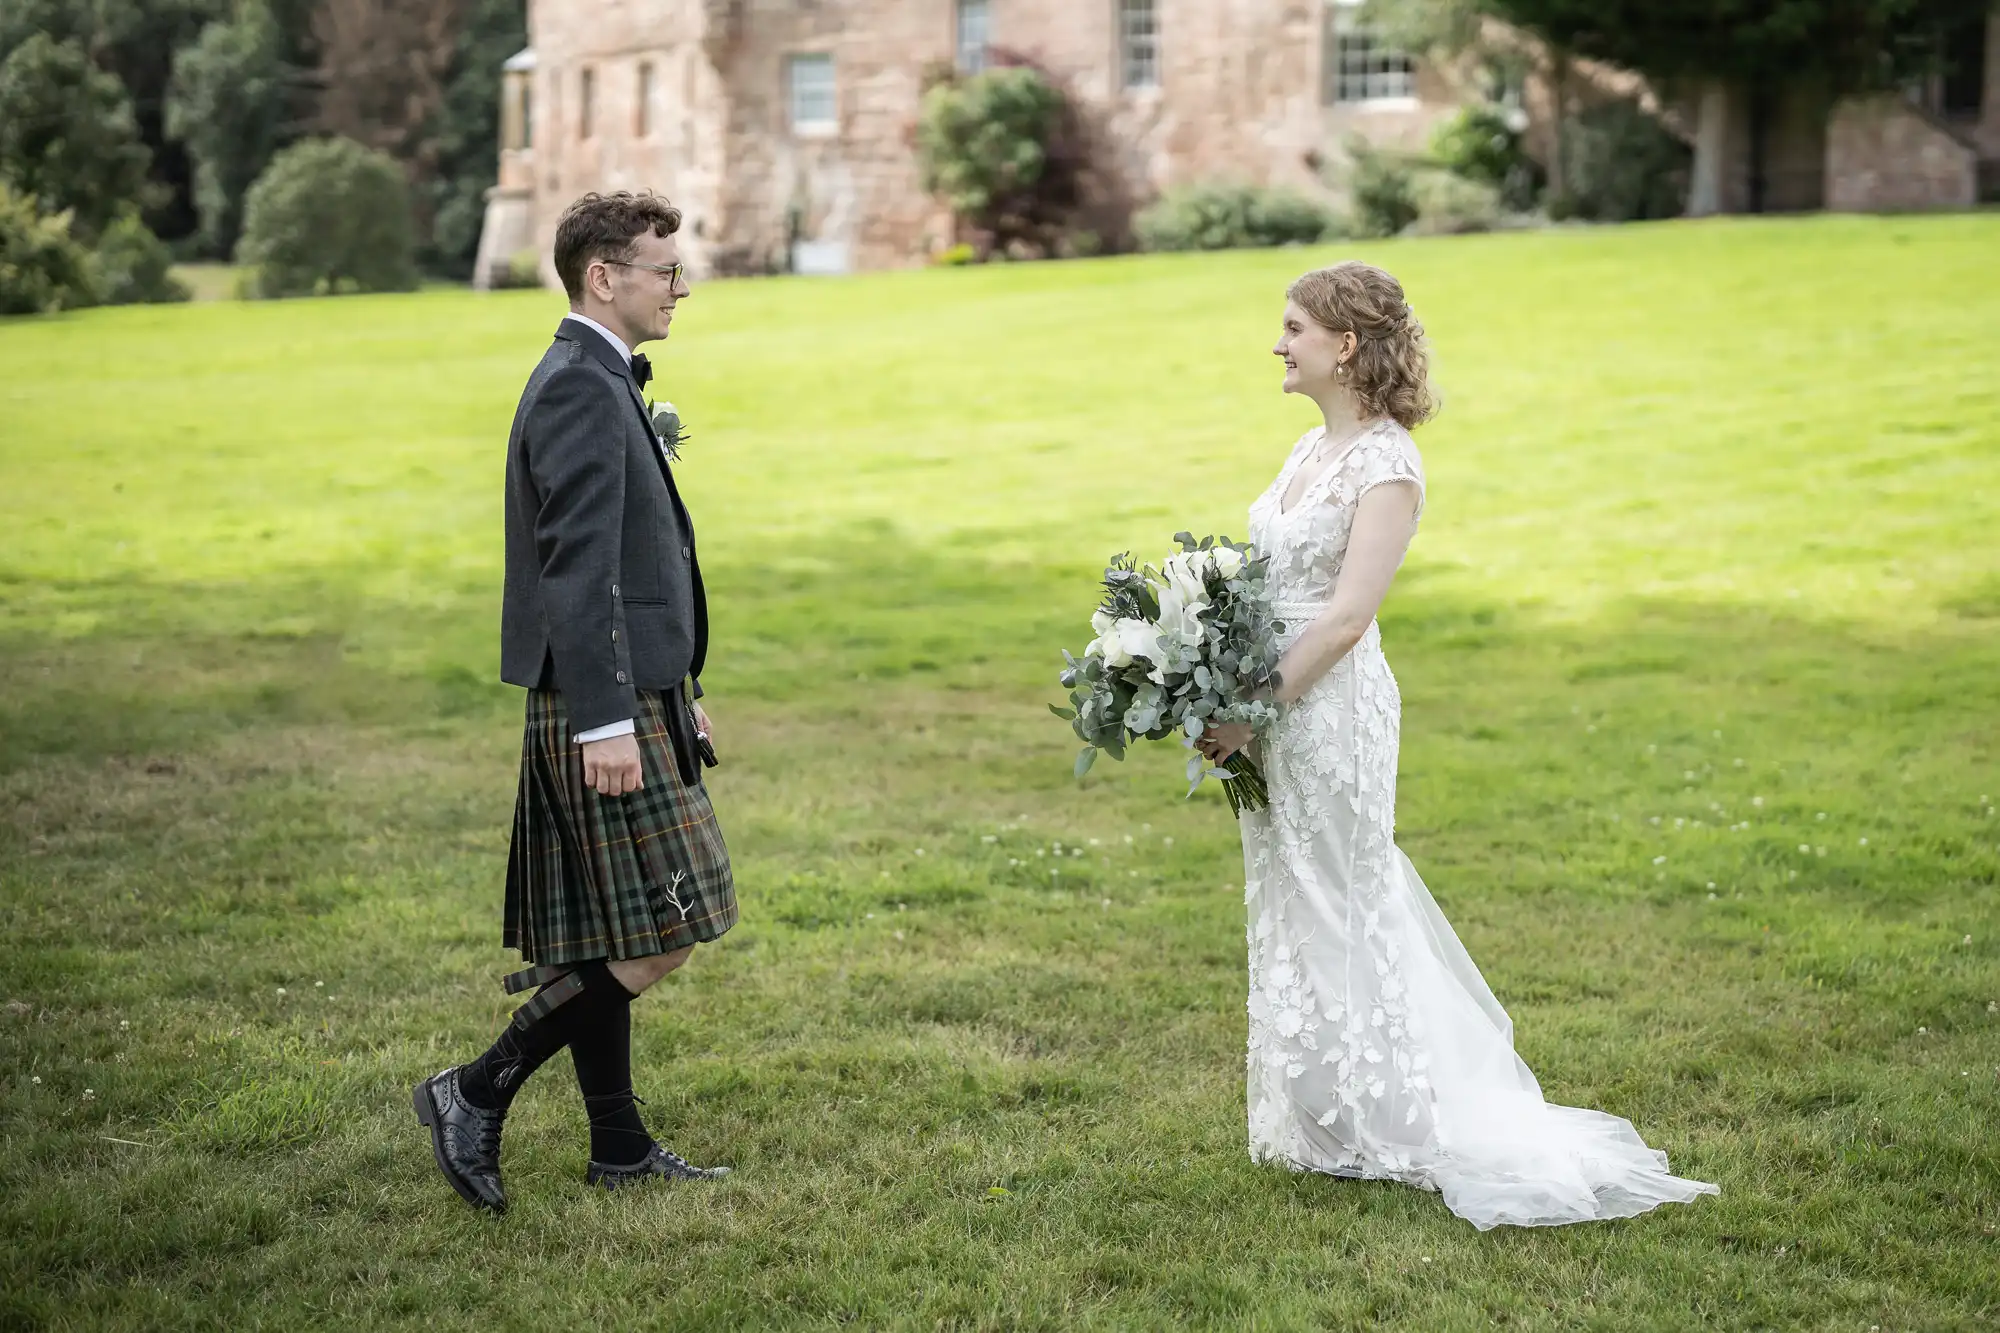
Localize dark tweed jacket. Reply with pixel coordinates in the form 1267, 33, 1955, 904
500, 319, 706, 734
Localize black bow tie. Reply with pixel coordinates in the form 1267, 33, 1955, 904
629, 353, 652, 390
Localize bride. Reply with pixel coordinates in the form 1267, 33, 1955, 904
1196, 262, 1717, 1229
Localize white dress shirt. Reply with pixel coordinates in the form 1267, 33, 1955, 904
560, 313, 638, 746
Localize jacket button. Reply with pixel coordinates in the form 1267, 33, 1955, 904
681, 545, 691, 558
616, 671, 628, 684
610, 629, 618, 643
611, 583, 620, 597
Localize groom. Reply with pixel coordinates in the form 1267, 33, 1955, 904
413, 190, 737, 1212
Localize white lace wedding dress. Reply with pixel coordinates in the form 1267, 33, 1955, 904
1238, 420, 1718, 1229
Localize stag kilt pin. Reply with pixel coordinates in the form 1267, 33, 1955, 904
498, 316, 737, 966
504, 685, 735, 965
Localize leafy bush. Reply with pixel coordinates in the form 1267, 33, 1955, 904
1345, 141, 1420, 239
1133, 184, 1336, 252
916, 64, 1083, 255
93, 210, 190, 305
1430, 105, 1542, 212
237, 137, 418, 298
1556, 99, 1691, 223
0, 33, 154, 241
1407, 170, 1503, 235
0, 183, 98, 315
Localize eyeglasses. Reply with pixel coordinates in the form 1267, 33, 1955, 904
605, 259, 685, 286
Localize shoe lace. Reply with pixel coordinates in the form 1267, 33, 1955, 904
474, 1110, 504, 1161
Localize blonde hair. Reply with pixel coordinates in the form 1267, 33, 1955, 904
1286, 261, 1437, 430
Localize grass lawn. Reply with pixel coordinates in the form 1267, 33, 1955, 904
3, 213, 1998, 1330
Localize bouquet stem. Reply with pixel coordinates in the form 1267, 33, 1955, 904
1219, 751, 1270, 818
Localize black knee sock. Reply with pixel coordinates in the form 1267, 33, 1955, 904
571, 998, 653, 1166
459, 961, 633, 1112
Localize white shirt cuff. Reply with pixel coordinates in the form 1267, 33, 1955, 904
573, 718, 636, 745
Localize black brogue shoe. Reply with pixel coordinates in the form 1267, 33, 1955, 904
413, 1066, 508, 1213
586, 1142, 732, 1189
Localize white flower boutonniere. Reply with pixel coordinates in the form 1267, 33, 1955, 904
647, 399, 688, 462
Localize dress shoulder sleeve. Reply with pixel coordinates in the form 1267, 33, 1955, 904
1354, 423, 1425, 522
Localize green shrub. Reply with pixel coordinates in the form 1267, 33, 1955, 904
237, 137, 418, 298
916, 63, 1083, 255
1407, 170, 1503, 235
0, 183, 98, 315
94, 211, 191, 305
1133, 184, 1336, 252
1557, 99, 1691, 223
1430, 105, 1542, 212
1346, 141, 1420, 239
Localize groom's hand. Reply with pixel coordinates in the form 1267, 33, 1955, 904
693, 703, 714, 746
581, 734, 644, 796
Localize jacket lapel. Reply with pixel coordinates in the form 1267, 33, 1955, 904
553, 319, 694, 532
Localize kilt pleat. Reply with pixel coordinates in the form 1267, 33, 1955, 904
504, 686, 736, 965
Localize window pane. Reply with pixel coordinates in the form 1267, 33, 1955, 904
788, 53, 836, 130
637, 62, 653, 137
1323, 10, 1412, 104
1119, 0, 1158, 90
580, 67, 594, 138
956, 0, 989, 74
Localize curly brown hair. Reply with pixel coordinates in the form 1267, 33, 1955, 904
1287, 261, 1438, 430
553, 190, 683, 301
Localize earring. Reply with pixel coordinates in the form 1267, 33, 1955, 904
1336, 364, 1347, 376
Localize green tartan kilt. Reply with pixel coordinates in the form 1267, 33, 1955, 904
504, 687, 737, 965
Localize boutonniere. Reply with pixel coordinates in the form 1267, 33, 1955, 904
647, 399, 688, 462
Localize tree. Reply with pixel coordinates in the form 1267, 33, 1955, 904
1475, 0, 1996, 211
422, 0, 526, 278
0, 181, 98, 314
166, 0, 295, 256
0, 33, 154, 239
915, 62, 1085, 256
236, 135, 417, 296
309, 0, 526, 277
311, 0, 464, 231
0, 0, 316, 244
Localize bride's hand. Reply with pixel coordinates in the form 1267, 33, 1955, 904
1198, 722, 1256, 763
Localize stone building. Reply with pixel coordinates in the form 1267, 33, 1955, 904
473, 2, 2000, 288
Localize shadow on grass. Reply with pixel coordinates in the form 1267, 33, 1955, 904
2, 530, 1998, 1328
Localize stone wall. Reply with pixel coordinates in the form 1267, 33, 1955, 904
1826, 95, 1978, 212
525, 0, 726, 283
705, 0, 954, 274
503, 1, 1516, 282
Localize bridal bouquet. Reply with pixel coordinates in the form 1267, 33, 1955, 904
1052, 534, 1286, 817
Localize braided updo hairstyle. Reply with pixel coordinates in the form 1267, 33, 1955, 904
1286, 261, 1437, 430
